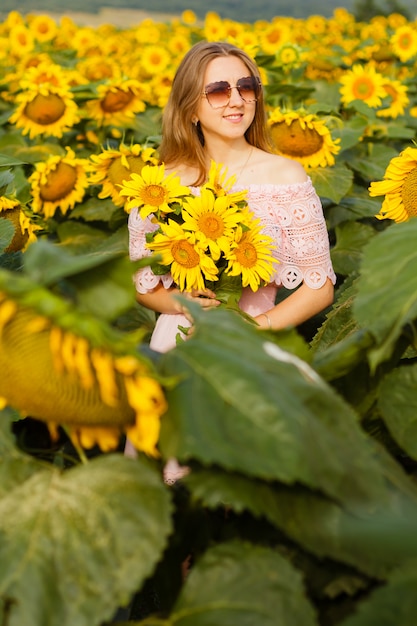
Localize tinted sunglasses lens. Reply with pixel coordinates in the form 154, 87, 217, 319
205, 81, 231, 107
236, 77, 259, 102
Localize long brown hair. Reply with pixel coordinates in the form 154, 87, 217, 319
158, 41, 272, 185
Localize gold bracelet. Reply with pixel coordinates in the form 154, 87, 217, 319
261, 312, 272, 329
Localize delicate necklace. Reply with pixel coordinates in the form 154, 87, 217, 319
234, 146, 253, 185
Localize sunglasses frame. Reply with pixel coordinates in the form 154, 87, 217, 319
201, 76, 262, 109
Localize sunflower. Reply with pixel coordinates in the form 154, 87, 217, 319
339, 63, 387, 108
225, 219, 276, 292
390, 25, 417, 63
9, 85, 80, 139
0, 289, 167, 457
369, 146, 417, 223
147, 220, 219, 292
28, 14, 57, 44
181, 9, 197, 24
119, 163, 190, 219
377, 78, 409, 119
29, 147, 90, 218
267, 109, 340, 168
8, 24, 34, 57
275, 43, 303, 69
258, 20, 291, 55
89, 143, 158, 207
181, 188, 244, 261
76, 55, 122, 82
140, 44, 171, 77
84, 78, 146, 127
205, 160, 247, 202
204, 11, 227, 42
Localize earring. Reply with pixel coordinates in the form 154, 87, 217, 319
192, 119, 199, 126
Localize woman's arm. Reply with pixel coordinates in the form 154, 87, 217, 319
136, 283, 220, 316
254, 278, 334, 331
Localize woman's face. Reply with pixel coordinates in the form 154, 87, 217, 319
196, 55, 257, 143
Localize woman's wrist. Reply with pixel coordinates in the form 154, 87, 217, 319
260, 312, 272, 329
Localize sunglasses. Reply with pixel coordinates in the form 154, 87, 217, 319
201, 76, 262, 109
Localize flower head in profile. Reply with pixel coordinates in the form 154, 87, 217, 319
84, 78, 147, 127
181, 188, 243, 261
147, 220, 218, 292
119, 163, 190, 218
377, 79, 409, 119
89, 143, 158, 207
225, 217, 276, 292
369, 146, 417, 223
205, 160, 247, 202
29, 147, 90, 218
268, 108, 340, 168
0, 196, 41, 251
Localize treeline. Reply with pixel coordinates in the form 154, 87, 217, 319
2, 0, 416, 22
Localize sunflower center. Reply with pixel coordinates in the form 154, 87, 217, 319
199, 214, 224, 239
39, 163, 78, 201
270, 120, 324, 157
141, 184, 166, 207
101, 88, 134, 113
399, 34, 411, 50
401, 167, 417, 218
352, 78, 375, 99
24, 93, 66, 125
235, 241, 258, 268
171, 240, 200, 268
108, 156, 145, 187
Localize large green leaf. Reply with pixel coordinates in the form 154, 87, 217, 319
340, 561, 417, 626
184, 458, 417, 580
353, 219, 417, 370
378, 363, 417, 461
309, 163, 353, 203
142, 541, 318, 626
159, 304, 386, 505
0, 454, 172, 626
331, 220, 376, 276
22, 228, 128, 285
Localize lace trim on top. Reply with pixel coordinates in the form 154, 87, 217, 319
128, 178, 336, 293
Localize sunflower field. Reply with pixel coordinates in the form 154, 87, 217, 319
2, 7, 417, 626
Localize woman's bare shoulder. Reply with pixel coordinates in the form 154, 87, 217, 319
164, 163, 199, 186
247, 150, 308, 185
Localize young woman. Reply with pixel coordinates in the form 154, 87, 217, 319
129, 41, 335, 348
126, 41, 336, 474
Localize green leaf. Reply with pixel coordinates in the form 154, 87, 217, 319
185, 459, 417, 580
333, 116, 368, 151
71, 197, 122, 223
0, 153, 27, 167
353, 220, 417, 370
0, 218, 15, 253
159, 305, 387, 505
165, 540, 318, 626
22, 228, 128, 285
309, 163, 353, 203
0, 454, 172, 626
378, 363, 417, 461
331, 220, 377, 276
340, 561, 417, 626
69, 256, 139, 321
347, 144, 400, 182
0, 168, 14, 194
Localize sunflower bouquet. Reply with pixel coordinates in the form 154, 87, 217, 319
119, 161, 277, 306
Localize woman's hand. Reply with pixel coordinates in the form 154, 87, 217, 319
177, 288, 221, 322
